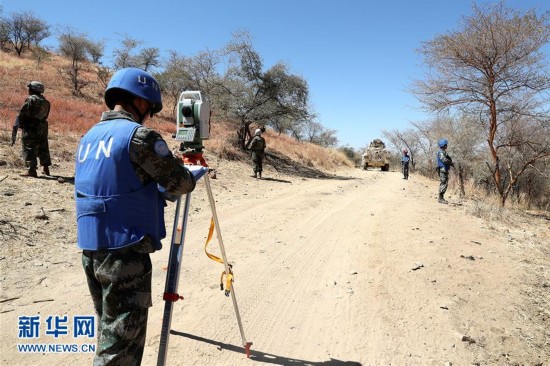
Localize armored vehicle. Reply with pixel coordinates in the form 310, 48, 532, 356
361, 139, 390, 171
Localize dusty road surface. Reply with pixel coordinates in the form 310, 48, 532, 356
1, 153, 548, 366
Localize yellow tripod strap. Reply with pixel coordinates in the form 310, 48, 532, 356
204, 217, 233, 296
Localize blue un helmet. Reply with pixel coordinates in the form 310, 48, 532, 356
104, 67, 163, 115
438, 138, 448, 148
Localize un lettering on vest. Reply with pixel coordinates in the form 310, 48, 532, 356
77, 138, 114, 162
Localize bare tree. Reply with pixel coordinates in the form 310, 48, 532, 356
96, 65, 112, 91
496, 114, 550, 205
58, 28, 104, 96
155, 51, 195, 116
412, 2, 550, 206
112, 35, 162, 72
2, 11, 49, 55
86, 39, 105, 64
221, 30, 310, 149
318, 128, 338, 148
281, 116, 305, 141
139, 47, 160, 71
8, 12, 27, 55
157, 48, 226, 117
0, 6, 7, 50
301, 119, 338, 147
302, 120, 324, 143
113, 34, 141, 69
23, 14, 50, 49
0, 17, 10, 50
185, 49, 225, 109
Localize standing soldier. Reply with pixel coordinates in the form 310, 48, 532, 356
401, 148, 410, 180
249, 128, 266, 178
436, 138, 454, 204
75, 68, 197, 365
15, 81, 52, 177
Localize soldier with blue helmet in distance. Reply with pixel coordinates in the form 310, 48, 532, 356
401, 148, 410, 180
74, 67, 197, 365
436, 138, 454, 204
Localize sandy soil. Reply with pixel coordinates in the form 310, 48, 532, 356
0, 143, 549, 366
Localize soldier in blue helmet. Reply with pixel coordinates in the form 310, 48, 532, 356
436, 138, 454, 204
75, 68, 197, 365
401, 148, 410, 180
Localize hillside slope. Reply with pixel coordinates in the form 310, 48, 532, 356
0, 51, 353, 175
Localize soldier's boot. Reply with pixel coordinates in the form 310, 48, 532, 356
258, 172, 262, 179
43, 166, 50, 176
20, 168, 38, 178
254, 172, 257, 178
438, 193, 448, 204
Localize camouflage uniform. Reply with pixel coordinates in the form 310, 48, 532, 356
82, 243, 151, 366
81, 110, 196, 366
18, 93, 51, 171
437, 149, 453, 197
249, 135, 266, 177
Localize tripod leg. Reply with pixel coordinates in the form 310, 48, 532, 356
203, 174, 252, 356
157, 193, 192, 366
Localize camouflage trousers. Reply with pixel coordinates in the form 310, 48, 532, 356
251, 151, 264, 174
82, 244, 153, 366
439, 169, 449, 195
21, 122, 51, 170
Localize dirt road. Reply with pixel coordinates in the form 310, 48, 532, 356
1, 158, 548, 365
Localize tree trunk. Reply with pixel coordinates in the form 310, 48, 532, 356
237, 122, 252, 150
458, 163, 466, 198
487, 96, 506, 206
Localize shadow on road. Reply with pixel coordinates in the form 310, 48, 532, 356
264, 152, 359, 181
38, 174, 75, 184
170, 330, 363, 366
259, 177, 292, 183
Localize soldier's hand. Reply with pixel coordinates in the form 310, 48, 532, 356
172, 149, 182, 160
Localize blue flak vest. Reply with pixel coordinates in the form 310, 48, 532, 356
402, 155, 410, 164
75, 119, 166, 251
436, 149, 449, 171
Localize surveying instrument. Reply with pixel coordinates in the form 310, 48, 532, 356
157, 91, 252, 365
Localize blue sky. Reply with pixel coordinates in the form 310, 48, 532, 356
2, 0, 549, 149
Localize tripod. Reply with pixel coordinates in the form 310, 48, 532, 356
157, 152, 252, 366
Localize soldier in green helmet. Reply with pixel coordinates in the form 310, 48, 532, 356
249, 128, 266, 178
14, 81, 52, 177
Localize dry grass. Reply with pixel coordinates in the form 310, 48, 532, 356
443, 175, 550, 237
267, 132, 353, 170
0, 50, 353, 175
205, 121, 242, 160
